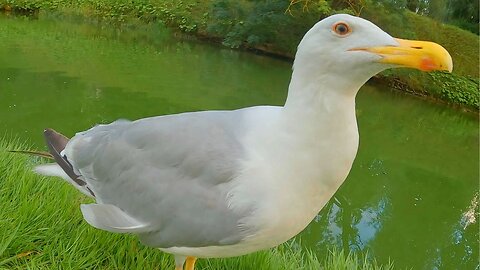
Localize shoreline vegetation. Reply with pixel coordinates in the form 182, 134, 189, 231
0, 139, 397, 269
0, 0, 478, 112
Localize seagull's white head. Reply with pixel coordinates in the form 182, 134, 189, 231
292, 14, 453, 94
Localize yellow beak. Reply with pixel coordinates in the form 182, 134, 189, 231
352, 38, 453, 72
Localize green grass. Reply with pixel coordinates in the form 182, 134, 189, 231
0, 138, 394, 269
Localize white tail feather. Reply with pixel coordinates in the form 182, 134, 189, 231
34, 164, 94, 198
81, 204, 150, 233
34, 164, 68, 178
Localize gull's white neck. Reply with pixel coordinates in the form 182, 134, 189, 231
280, 66, 361, 191
285, 56, 369, 109
236, 65, 363, 248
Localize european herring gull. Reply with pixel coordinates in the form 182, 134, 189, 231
33, 14, 452, 270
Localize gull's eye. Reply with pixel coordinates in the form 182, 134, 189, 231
332, 22, 351, 36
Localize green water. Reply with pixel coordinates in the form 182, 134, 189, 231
0, 14, 478, 269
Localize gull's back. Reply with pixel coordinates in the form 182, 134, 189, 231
61, 107, 272, 248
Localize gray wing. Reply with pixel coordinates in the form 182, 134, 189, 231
65, 110, 253, 248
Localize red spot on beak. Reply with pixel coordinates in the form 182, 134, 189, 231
420, 57, 436, 71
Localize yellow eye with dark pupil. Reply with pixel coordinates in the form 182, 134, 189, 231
334, 23, 350, 36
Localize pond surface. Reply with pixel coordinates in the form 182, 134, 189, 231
0, 14, 478, 269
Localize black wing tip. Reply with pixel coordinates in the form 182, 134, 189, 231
44, 128, 69, 152
42, 128, 94, 197
44, 128, 60, 139
43, 128, 55, 144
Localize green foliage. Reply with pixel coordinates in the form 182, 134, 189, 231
1, 0, 478, 110
446, 0, 479, 34
1, 0, 201, 31
0, 139, 395, 269
376, 0, 479, 34
379, 70, 480, 109
1, 0, 41, 13
429, 72, 479, 108
207, 0, 362, 52
208, 0, 323, 52
81, 0, 200, 31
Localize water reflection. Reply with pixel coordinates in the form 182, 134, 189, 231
307, 189, 479, 268
313, 194, 390, 252
425, 193, 479, 269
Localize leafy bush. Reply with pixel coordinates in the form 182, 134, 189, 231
207, 0, 336, 53
429, 72, 479, 108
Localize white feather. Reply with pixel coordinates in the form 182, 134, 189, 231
34, 164, 94, 198
80, 204, 150, 233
